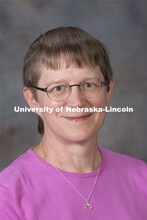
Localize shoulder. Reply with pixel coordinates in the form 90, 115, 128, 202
99, 145, 147, 167
99, 146, 147, 181
0, 150, 34, 219
0, 147, 54, 191
0, 148, 35, 188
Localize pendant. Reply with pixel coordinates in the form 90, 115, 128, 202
85, 202, 93, 211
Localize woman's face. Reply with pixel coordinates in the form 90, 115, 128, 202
33, 63, 113, 143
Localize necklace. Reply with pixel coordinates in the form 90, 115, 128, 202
40, 143, 100, 211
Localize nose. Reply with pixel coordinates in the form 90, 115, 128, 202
66, 85, 85, 107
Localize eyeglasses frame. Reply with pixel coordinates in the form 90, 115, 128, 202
28, 79, 108, 101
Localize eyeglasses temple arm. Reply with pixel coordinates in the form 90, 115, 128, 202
32, 85, 47, 92
101, 81, 108, 86
28, 81, 47, 92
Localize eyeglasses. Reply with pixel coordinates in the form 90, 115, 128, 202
29, 78, 107, 101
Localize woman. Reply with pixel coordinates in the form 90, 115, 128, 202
0, 27, 147, 219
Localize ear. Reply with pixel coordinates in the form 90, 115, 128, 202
106, 79, 114, 105
23, 87, 40, 116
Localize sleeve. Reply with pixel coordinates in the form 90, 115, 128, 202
0, 184, 22, 220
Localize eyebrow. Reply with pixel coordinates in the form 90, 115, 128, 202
44, 77, 103, 87
44, 79, 69, 87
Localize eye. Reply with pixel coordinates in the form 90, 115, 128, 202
51, 85, 65, 93
83, 82, 96, 89
48, 84, 69, 94
53, 86, 63, 92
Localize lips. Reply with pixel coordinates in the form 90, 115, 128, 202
63, 114, 92, 122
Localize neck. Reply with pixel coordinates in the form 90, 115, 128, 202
38, 134, 101, 173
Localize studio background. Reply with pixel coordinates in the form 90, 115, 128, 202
0, 0, 146, 171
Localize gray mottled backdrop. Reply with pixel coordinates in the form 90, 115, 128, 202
0, 0, 147, 171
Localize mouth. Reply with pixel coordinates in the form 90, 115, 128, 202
63, 114, 92, 122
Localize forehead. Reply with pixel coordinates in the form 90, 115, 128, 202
38, 63, 104, 86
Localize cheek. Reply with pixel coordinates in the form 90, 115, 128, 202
40, 111, 59, 133
92, 95, 107, 129
37, 95, 63, 115
94, 111, 106, 132
90, 95, 107, 108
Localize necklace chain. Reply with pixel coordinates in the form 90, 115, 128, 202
40, 143, 100, 211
